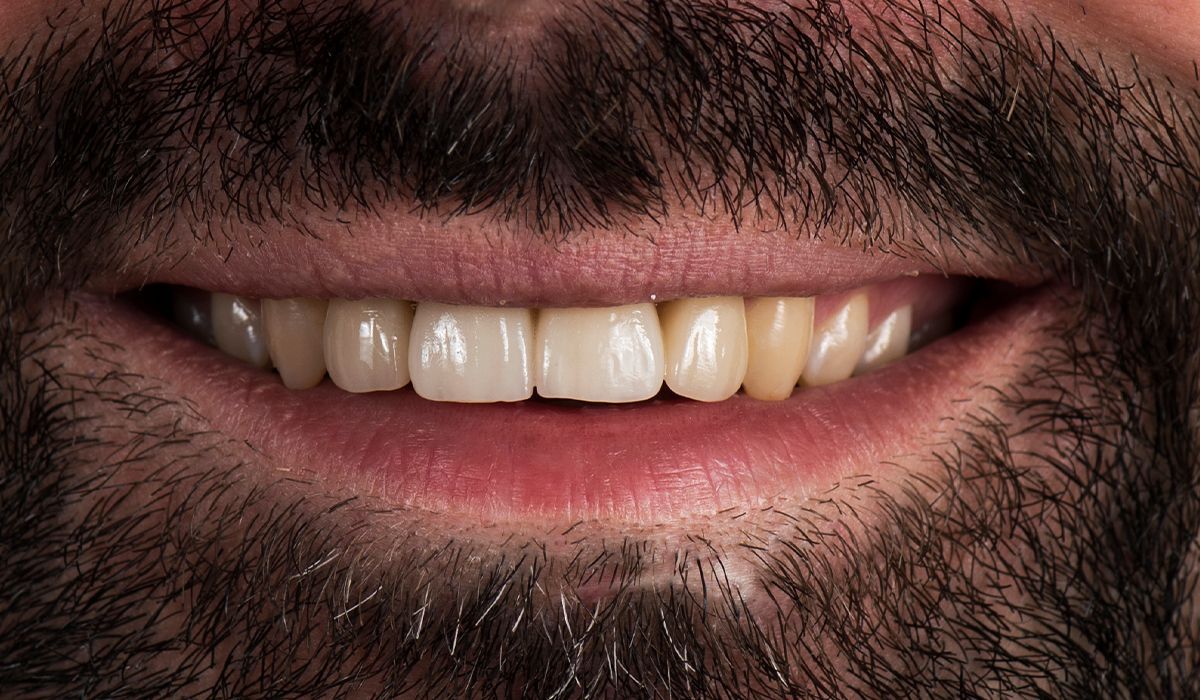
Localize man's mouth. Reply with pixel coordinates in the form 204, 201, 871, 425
44, 0, 1064, 528
91, 257, 1052, 521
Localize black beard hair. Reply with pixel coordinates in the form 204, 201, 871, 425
1, 0, 1198, 697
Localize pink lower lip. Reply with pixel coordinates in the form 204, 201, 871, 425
81, 286, 1056, 521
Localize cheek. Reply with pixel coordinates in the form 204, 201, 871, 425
1021, 0, 1200, 67
0, 1, 96, 39
848, 0, 1199, 74
748, 0, 1197, 81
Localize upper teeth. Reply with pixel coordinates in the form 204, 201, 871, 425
801, 292, 869, 387
537, 304, 664, 403
195, 291, 914, 403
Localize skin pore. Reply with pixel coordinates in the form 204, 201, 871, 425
1, 0, 1198, 697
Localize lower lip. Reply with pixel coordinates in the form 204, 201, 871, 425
81, 286, 1058, 522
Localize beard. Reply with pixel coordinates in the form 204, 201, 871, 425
1, 0, 1198, 696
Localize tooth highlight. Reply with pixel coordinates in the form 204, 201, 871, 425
173, 288, 215, 345
263, 298, 328, 389
212, 293, 270, 367
536, 304, 664, 403
660, 297, 748, 402
742, 297, 814, 401
323, 299, 414, 393
409, 303, 535, 402
801, 293, 869, 387
856, 305, 913, 374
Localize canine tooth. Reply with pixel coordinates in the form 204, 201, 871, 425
856, 305, 913, 374
212, 293, 270, 367
742, 297, 814, 401
536, 304, 664, 402
801, 292, 869, 386
409, 303, 535, 402
660, 297, 748, 402
263, 298, 328, 389
324, 299, 413, 393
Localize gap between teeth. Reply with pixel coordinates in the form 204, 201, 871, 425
191, 292, 915, 403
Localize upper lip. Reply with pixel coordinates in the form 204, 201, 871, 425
96, 205, 1040, 303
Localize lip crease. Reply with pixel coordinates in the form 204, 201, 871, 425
77, 276, 1057, 522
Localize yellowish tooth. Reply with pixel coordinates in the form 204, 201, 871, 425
742, 297, 814, 401
800, 292, 869, 386
212, 293, 270, 367
409, 302, 535, 402
856, 305, 913, 374
660, 296, 748, 402
323, 299, 413, 393
536, 304, 664, 403
263, 298, 328, 389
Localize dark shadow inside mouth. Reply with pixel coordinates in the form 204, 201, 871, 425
530, 385, 686, 408
908, 277, 991, 353
123, 283, 174, 316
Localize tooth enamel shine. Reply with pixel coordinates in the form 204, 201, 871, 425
536, 304, 665, 403
801, 293, 869, 387
212, 293, 270, 367
409, 302, 535, 403
324, 299, 414, 393
742, 296, 815, 401
263, 298, 328, 390
660, 296, 748, 402
856, 305, 913, 374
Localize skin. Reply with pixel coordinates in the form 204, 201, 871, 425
1, 0, 1198, 697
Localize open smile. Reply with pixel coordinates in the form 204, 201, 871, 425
93, 224, 1052, 519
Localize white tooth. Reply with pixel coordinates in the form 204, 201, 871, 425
212, 293, 270, 367
409, 302, 535, 402
536, 303, 664, 402
856, 305, 913, 374
263, 298, 328, 389
323, 299, 413, 393
660, 296, 748, 402
742, 297, 814, 401
800, 292, 869, 386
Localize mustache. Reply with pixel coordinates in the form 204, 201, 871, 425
0, 0, 1195, 304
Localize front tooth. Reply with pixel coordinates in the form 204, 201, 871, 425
660, 297, 748, 402
801, 292, 869, 386
323, 299, 413, 393
409, 303, 535, 402
742, 297, 814, 401
856, 305, 913, 374
212, 293, 270, 367
536, 303, 664, 402
263, 298, 328, 389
